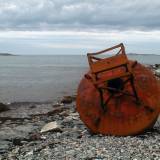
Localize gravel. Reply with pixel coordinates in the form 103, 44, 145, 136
0, 101, 159, 160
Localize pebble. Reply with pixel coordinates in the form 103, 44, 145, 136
0, 98, 160, 160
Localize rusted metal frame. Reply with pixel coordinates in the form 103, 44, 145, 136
89, 56, 129, 77
98, 88, 106, 110
102, 92, 114, 112
84, 66, 131, 84
87, 43, 123, 56
84, 73, 134, 109
87, 43, 124, 69
89, 51, 123, 64
91, 56, 102, 61
97, 75, 139, 110
130, 75, 139, 102
84, 73, 92, 80
94, 74, 106, 110
97, 78, 130, 111
123, 77, 131, 85
91, 69, 108, 111
119, 73, 139, 102
124, 62, 139, 102
131, 61, 138, 68
91, 75, 139, 109
99, 75, 139, 108
97, 87, 115, 112
87, 43, 139, 111
123, 62, 139, 102
116, 48, 122, 56
93, 63, 128, 75
89, 63, 131, 86
89, 54, 127, 73
101, 87, 136, 97
93, 72, 131, 86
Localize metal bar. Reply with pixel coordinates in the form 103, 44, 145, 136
101, 87, 136, 97
87, 43, 123, 56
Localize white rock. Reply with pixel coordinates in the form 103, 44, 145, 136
40, 121, 60, 133
24, 151, 33, 157
155, 69, 160, 77
69, 113, 79, 117
40, 135, 47, 140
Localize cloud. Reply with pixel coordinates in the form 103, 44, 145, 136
0, 0, 160, 31
0, 1, 160, 55
1, 30, 160, 55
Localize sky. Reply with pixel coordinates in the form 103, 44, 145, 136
0, 0, 160, 55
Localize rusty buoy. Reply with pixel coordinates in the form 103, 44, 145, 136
76, 43, 160, 136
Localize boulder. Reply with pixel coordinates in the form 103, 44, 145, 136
12, 138, 23, 146
61, 96, 73, 104
61, 95, 77, 104
0, 103, 9, 112
155, 64, 160, 69
155, 69, 160, 77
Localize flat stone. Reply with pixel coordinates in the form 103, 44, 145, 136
0, 140, 11, 154
14, 124, 37, 133
40, 121, 62, 133
0, 127, 23, 140
0, 123, 38, 142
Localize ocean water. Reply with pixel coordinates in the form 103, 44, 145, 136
0, 54, 160, 102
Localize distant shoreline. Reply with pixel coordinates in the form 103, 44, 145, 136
0, 53, 159, 56
127, 53, 160, 56
0, 53, 16, 56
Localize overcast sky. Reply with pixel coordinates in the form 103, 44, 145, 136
0, 0, 160, 55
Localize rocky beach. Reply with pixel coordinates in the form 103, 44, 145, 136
1, 0, 160, 159
0, 65, 160, 160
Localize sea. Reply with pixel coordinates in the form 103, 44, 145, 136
0, 54, 160, 103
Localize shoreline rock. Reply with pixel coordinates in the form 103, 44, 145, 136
0, 103, 10, 112
61, 95, 76, 104
155, 69, 160, 77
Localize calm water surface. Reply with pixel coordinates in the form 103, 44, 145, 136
0, 54, 160, 102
